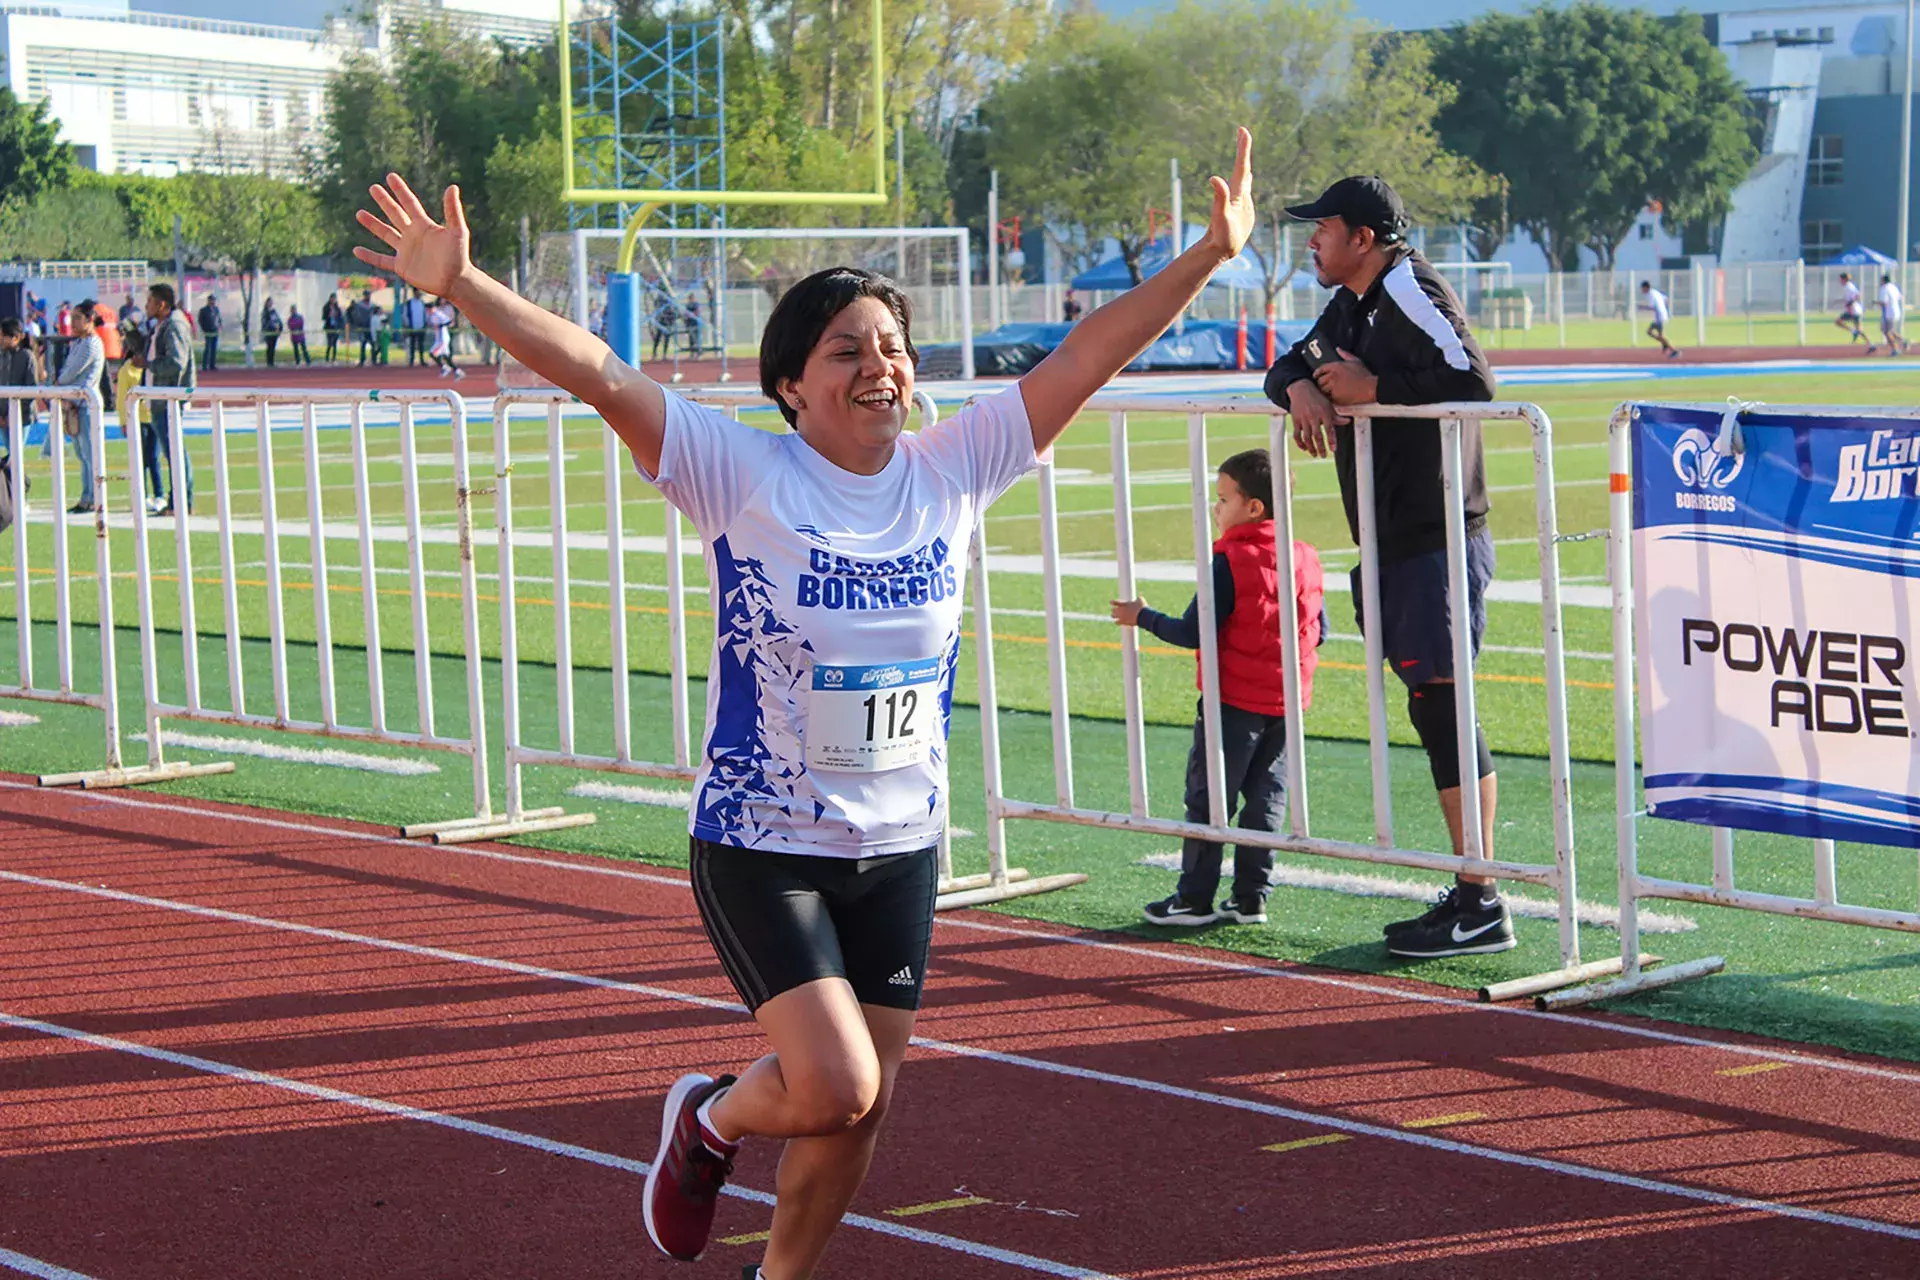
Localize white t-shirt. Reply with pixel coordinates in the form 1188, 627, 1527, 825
1644, 288, 1670, 325
637, 386, 1038, 857
1842, 280, 1863, 314
1880, 281, 1903, 320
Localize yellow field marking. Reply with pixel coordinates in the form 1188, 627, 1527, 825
12, 567, 1613, 691
1261, 1134, 1352, 1154
1401, 1111, 1487, 1130
884, 1195, 993, 1218
718, 1231, 772, 1246
1717, 1061, 1793, 1078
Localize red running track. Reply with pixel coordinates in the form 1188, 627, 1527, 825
2, 775, 1919, 1279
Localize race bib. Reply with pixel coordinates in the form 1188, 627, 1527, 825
807, 658, 941, 772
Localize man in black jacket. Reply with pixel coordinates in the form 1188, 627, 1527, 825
1264, 176, 1510, 961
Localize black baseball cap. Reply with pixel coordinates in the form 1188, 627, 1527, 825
1285, 176, 1408, 244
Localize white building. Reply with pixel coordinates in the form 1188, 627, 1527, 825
0, 0, 559, 177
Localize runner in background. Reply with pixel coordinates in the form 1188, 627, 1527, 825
352, 126, 1256, 1280
1639, 281, 1679, 359
1835, 271, 1869, 347
1876, 273, 1908, 355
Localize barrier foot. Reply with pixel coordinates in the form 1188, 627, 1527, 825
1535, 955, 1726, 1010
428, 812, 600, 845
402, 807, 567, 838
1479, 954, 1661, 1003
936, 871, 1088, 912
938, 868, 1032, 895
40, 761, 238, 789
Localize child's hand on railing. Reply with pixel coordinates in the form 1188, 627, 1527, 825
1110, 597, 1146, 627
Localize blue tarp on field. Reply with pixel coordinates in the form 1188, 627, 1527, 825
1070, 229, 1268, 291
916, 317, 1313, 378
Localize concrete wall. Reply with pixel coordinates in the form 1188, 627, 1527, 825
1800, 92, 1920, 257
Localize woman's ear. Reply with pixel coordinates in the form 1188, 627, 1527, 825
777, 376, 805, 413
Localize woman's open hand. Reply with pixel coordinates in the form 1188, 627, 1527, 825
353, 174, 472, 300
1199, 128, 1254, 264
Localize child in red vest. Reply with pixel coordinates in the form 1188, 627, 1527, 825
1111, 449, 1325, 926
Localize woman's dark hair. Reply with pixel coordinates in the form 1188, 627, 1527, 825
1218, 448, 1274, 516
759, 268, 916, 426
0, 319, 21, 340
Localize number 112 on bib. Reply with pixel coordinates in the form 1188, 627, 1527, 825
807, 658, 942, 772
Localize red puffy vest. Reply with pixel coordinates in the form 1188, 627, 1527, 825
1199, 520, 1324, 716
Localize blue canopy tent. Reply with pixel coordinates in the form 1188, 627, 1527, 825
1070, 227, 1268, 291
1832, 245, 1896, 266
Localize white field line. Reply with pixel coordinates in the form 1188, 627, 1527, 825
130, 730, 439, 776
1134, 853, 1697, 934
0, 1246, 100, 1280
0, 711, 42, 727
4, 864, 1917, 1243
7, 780, 1915, 1087
0, 1009, 1116, 1280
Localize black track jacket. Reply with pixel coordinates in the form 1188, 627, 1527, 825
1264, 247, 1496, 564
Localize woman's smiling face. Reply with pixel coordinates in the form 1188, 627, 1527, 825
780, 295, 917, 466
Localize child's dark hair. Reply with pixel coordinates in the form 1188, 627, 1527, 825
1218, 449, 1273, 516
759, 268, 917, 427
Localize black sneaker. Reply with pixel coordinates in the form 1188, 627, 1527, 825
1142, 894, 1218, 927
1386, 892, 1515, 959
1383, 884, 1467, 938
1217, 895, 1268, 924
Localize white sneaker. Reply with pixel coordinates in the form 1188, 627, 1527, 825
145, 497, 166, 515
453, 367, 466, 380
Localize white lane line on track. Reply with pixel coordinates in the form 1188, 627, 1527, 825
0, 1011, 1116, 1280
4, 864, 1919, 1243
4, 778, 1914, 1087
0, 1247, 100, 1280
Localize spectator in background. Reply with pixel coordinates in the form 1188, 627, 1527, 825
51, 300, 73, 372
115, 319, 161, 512
370, 302, 392, 365
197, 295, 222, 369
53, 300, 105, 515
261, 296, 284, 366
145, 283, 195, 517
322, 293, 345, 362
1062, 289, 1084, 323
400, 291, 429, 365
287, 304, 311, 365
120, 293, 144, 328
651, 294, 679, 360
1, 318, 42, 442
1266, 175, 1507, 960
427, 297, 464, 380
91, 300, 123, 413
349, 291, 374, 365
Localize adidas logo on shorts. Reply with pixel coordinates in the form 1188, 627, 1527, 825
887, 966, 915, 986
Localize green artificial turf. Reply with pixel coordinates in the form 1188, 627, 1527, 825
3, 366, 1916, 1062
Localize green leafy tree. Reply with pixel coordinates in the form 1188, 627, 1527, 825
1155, 0, 1489, 310
182, 133, 327, 352
0, 87, 72, 213
1428, 3, 1756, 270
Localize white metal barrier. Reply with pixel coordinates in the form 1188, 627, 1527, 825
121, 387, 497, 832
3, 386, 226, 787
457, 389, 1082, 909
972, 394, 1599, 984
1541, 403, 1919, 1009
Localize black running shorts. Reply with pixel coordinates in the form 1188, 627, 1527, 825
688, 837, 939, 1014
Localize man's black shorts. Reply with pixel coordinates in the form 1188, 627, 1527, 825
1350, 525, 1494, 689
688, 837, 939, 1015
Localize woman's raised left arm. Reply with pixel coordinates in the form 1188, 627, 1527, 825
1017, 128, 1254, 453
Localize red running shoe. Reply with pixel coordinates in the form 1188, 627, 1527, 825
643, 1072, 739, 1260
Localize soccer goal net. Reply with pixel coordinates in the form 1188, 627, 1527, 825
514, 225, 972, 385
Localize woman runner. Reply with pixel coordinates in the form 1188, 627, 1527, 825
352, 126, 1255, 1279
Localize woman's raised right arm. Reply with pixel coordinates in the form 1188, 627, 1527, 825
353, 174, 667, 473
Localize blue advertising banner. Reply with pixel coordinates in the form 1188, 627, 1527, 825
1631, 402, 1920, 848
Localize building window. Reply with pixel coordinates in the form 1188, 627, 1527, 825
1638, 223, 1656, 240
1802, 219, 1843, 263
1809, 135, 1843, 187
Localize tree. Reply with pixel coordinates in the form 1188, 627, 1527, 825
319, 12, 557, 269
0, 87, 71, 213
183, 131, 327, 355
980, 18, 1173, 284
1154, 0, 1489, 311
1428, 3, 1756, 270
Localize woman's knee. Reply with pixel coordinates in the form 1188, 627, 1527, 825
791, 1061, 882, 1134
